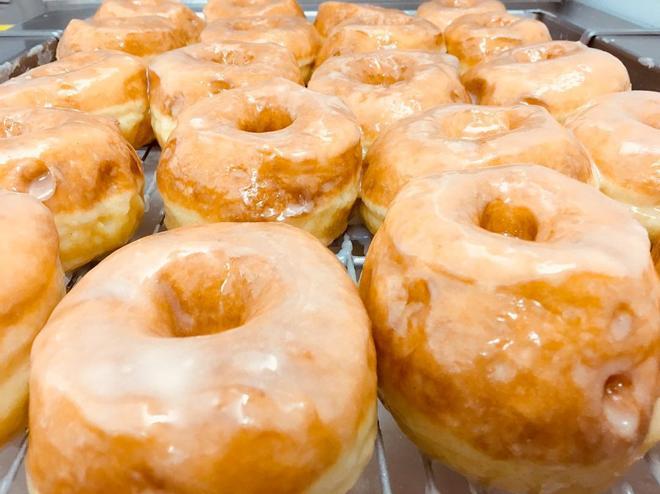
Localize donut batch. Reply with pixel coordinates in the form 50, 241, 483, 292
0, 0, 657, 493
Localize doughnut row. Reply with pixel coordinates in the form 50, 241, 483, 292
0, 1, 657, 494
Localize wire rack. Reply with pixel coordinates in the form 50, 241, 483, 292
0, 141, 658, 494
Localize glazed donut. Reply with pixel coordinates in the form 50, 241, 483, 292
94, 0, 204, 41
157, 79, 362, 245
0, 108, 144, 271
0, 192, 64, 446
27, 222, 376, 494
566, 91, 660, 240
416, 0, 505, 32
0, 50, 152, 148
204, 0, 304, 21
149, 41, 303, 146
309, 50, 469, 150
360, 164, 660, 494
57, 16, 195, 59
316, 15, 442, 66
463, 41, 631, 122
314, 1, 409, 37
444, 12, 551, 69
201, 16, 321, 81
360, 104, 594, 233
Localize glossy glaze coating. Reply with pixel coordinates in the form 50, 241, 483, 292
201, 16, 321, 80
445, 12, 551, 69
463, 41, 631, 122
360, 103, 594, 232
157, 79, 362, 245
57, 16, 195, 59
0, 50, 152, 147
360, 164, 660, 494
0, 108, 144, 271
309, 50, 468, 150
314, 1, 409, 37
28, 222, 377, 494
316, 15, 442, 66
204, 0, 304, 21
416, 0, 505, 32
566, 91, 660, 240
0, 191, 64, 446
149, 41, 302, 146
94, 0, 204, 40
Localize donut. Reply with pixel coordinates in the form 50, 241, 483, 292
360, 164, 660, 494
416, 0, 506, 32
566, 91, 660, 240
314, 1, 409, 37
463, 41, 632, 122
94, 0, 204, 40
309, 50, 469, 150
57, 15, 195, 59
27, 222, 376, 493
444, 12, 551, 69
0, 108, 144, 271
204, 0, 304, 21
0, 192, 64, 446
0, 50, 152, 148
316, 15, 442, 66
157, 79, 361, 244
360, 104, 594, 233
149, 41, 303, 146
201, 16, 321, 81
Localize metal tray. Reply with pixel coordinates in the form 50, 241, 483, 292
0, 2, 659, 493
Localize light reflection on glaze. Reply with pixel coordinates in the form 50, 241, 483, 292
416, 0, 506, 32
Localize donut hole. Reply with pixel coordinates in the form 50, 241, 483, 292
238, 105, 294, 133
0, 118, 25, 138
358, 62, 411, 86
230, 20, 259, 31
479, 198, 538, 241
442, 109, 513, 139
208, 49, 256, 66
513, 43, 576, 63
481, 14, 517, 28
152, 253, 274, 337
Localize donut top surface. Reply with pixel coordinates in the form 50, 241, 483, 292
149, 41, 303, 115
0, 191, 61, 320
29, 222, 375, 491
157, 78, 362, 223
0, 50, 146, 111
444, 11, 551, 67
416, 0, 506, 32
314, 1, 410, 37
204, 0, 304, 21
362, 103, 594, 209
57, 16, 194, 59
0, 107, 144, 212
566, 90, 660, 206
94, 0, 204, 39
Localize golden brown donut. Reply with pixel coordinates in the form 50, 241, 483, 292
0, 191, 64, 446
445, 12, 551, 69
157, 79, 362, 245
94, 0, 204, 40
57, 15, 195, 59
204, 0, 304, 21
566, 91, 660, 241
148, 41, 303, 146
360, 164, 660, 494
314, 1, 410, 37
463, 41, 631, 122
27, 222, 376, 494
360, 104, 594, 232
201, 16, 321, 81
416, 0, 505, 32
0, 50, 152, 148
0, 108, 144, 271
309, 50, 469, 150
316, 15, 442, 66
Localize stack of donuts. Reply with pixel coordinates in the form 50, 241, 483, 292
0, 1, 657, 493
